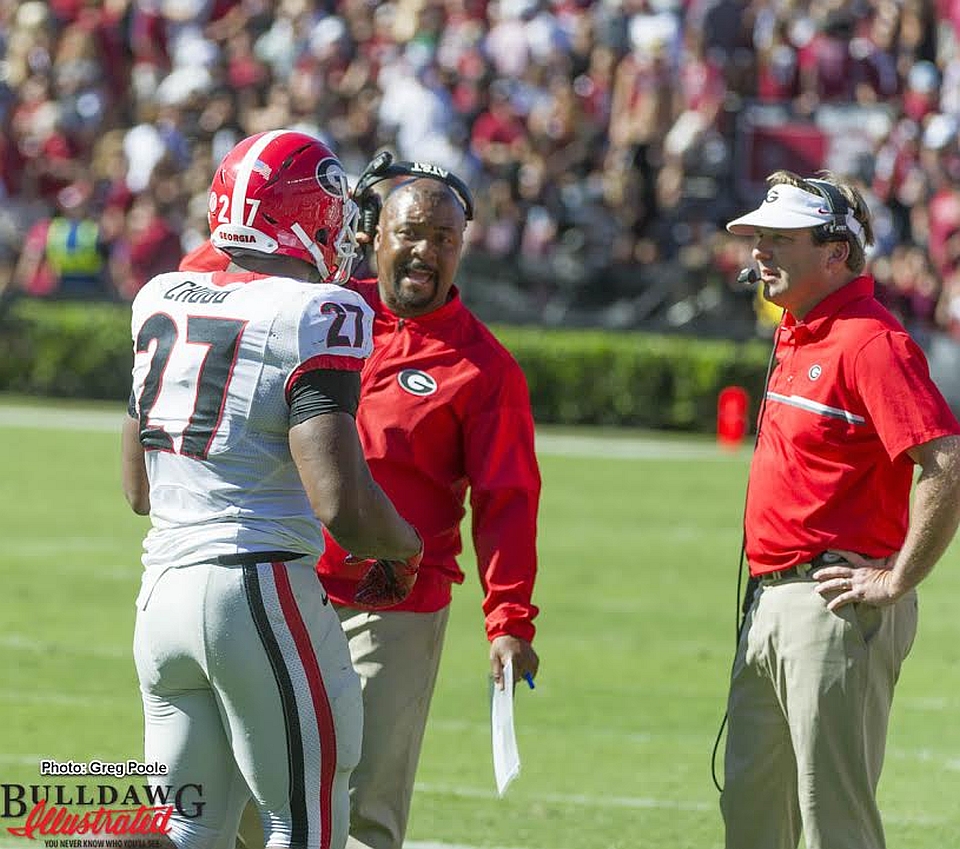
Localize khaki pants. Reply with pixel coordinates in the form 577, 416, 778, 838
721, 578, 918, 849
238, 604, 450, 849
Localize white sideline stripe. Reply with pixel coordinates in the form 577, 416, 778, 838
0, 842, 526, 849
406, 844, 538, 849
7, 552, 138, 582
4, 537, 116, 554
0, 405, 752, 462
0, 633, 128, 660
412, 786, 942, 827
431, 719, 654, 744
535, 433, 749, 461
899, 695, 960, 711
414, 782, 713, 812
0, 689, 106, 708
0, 753, 44, 765
0, 406, 124, 432
0, 845, 533, 849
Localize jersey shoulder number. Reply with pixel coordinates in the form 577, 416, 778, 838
295, 285, 374, 364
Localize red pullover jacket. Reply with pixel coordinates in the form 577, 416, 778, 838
317, 280, 541, 642
178, 247, 541, 642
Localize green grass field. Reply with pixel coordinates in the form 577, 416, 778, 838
1, 399, 959, 848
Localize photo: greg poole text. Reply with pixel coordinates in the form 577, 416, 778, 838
39, 760, 168, 777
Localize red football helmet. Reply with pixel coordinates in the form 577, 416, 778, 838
208, 130, 359, 284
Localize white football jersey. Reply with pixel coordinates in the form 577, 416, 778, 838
129, 270, 374, 570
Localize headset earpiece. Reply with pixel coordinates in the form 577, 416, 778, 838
807, 179, 850, 242
351, 151, 474, 245
358, 192, 382, 240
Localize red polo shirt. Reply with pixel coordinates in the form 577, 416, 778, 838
746, 276, 960, 575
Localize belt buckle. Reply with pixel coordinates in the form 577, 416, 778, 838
810, 551, 847, 572
761, 552, 846, 585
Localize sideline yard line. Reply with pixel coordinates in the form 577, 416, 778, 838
0, 835, 543, 849
0, 404, 750, 462
0, 844, 538, 849
430, 719, 654, 745
412, 783, 945, 826
0, 753, 44, 765
0, 634, 129, 660
0, 689, 105, 708
407, 844, 545, 849
414, 782, 713, 812
0, 405, 124, 432
536, 433, 748, 462
7, 551, 139, 581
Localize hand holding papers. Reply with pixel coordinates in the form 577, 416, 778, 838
491, 659, 521, 796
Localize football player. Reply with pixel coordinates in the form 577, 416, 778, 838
178, 165, 541, 849
122, 130, 423, 849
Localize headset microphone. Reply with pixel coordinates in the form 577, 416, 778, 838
737, 268, 759, 288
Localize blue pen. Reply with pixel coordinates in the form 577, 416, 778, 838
523, 672, 535, 690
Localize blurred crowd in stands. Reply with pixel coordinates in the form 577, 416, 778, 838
4, 0, 960, 355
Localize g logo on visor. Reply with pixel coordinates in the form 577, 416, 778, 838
397, 369, 437, 396
316, 158, 348, 198
765, 189, 779, 204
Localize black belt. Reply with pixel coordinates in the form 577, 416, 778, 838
215, 550, 306, 566
758, 551, 849, 584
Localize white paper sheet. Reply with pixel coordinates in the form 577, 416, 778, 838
491, 659, 521, 796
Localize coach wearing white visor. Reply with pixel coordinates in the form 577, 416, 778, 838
720, 170, 960, 849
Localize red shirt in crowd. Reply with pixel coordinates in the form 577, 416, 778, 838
746, 276, 960, 575
926, 188, 960, 278
316, 280, 541, 642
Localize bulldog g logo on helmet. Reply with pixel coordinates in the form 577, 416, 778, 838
316, 158, 349, 198
208, 130, 359, 284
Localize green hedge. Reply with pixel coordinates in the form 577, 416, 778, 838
0, 300, 772, 432
493, 326, 770, 430
0, 300, 134, 400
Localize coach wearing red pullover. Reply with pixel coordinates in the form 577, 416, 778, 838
182, 176, 541, 849
320, 177, 541, 849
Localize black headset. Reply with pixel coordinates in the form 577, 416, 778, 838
352, 151, 475, 240
806, 178, 853, 243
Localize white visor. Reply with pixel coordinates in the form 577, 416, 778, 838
726, 184, 865, 248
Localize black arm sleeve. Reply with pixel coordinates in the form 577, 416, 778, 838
288, 369, 361, 426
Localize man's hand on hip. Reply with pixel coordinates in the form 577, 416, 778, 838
813, 549, 902, 610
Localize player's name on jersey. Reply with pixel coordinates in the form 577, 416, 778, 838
38, 759, 169, 778
163, 279, 235, 304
